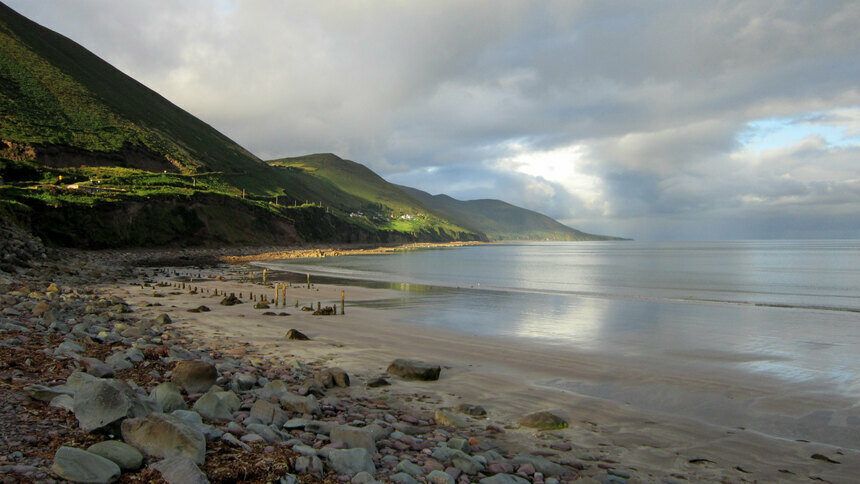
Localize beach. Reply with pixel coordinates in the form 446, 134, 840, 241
1, 245, 857, 483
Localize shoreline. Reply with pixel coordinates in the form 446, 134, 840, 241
121, 261, 858, 481
1, 247, 856, 483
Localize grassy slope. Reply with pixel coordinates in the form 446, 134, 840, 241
268, 153, 481, 239
0, 2, 279, 194
398, 185, 622, 241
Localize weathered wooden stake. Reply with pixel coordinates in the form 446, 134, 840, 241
263, 269, 268, 284
341, 290, 345, 315
307, 273, 310, 289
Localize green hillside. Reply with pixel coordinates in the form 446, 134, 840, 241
0, 3, 482, 246
268, 153, 480, 239
398, 185, 622, 241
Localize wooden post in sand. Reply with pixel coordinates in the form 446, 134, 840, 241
341, 290, 345, 315
307, 273, 311, 289
263, 269, 268, 284
282, 285, 287, 307
274, 284, 279, 307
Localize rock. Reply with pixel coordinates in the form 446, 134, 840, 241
452, 455, 483, 475
517, 411, 568, 430
386, 359, 441, 381
121, 413, 206, 465
351, 471, 380, 483
52, 446, 121, 484
105, 352, 134, 371
511, 454, 567, 476
283, 418, 311, 430
151, 382, 187, 413
427, 469, 456, 484
73, 379, 154, 432
455, 403, 488, 418
279, 392, 320, 416
328, 367, 350, 387
50, 394, 75, 412
327, 448, 376, 475
294, 455, 324, 477
214, 390, 241, 412
231, 373, 257, 392
396, 459, 425, 477
250, 399, 286, 426
219, 295, 242, 306
479, 475, 530, 484
435, 409, 467, 428
221, 432, 252, 452
366, 377, 390, 388
171, 360, 218, 394
155, 313, 172, 325
25, 384, 73, 402
285, 329, 310, 340
150, 456, 209, 484
391, 473, 419, 484
192, 390, 233, 421
331, 425, 377, 453
258, 380, 290, 399
87, 440, 144, 471
447, 437, 470, 453
82, 357, 115, 378
254, 302, 270, 309
245, 423, 285, 443
187, 305, 210, 313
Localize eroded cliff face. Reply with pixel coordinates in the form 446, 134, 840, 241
1, 140, 181, 173
17, 192, 481, 249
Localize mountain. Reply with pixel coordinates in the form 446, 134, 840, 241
398, 185, 621, 241
0, 3, 616, 248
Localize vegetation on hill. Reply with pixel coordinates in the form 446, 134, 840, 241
0, 3, 616, 248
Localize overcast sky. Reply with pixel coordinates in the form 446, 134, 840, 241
8, 1, 859, 240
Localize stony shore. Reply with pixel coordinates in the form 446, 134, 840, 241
0, 244, 855, 483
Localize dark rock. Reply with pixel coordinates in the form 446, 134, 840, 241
366, 377, 390, 388
87, 440, 144, 471
286, 329, 310, 340
219, 295, 242, 306
387, 359, 441, 381
455, 403, 487, 418
187, 305, 210, 313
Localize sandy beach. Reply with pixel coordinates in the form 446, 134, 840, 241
112, 259, 859, 483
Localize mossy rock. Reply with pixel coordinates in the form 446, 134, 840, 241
517, 411, 568, 430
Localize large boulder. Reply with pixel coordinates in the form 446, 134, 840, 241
87, 440, 144, 471
330, 425, 377, 453
171, 360, 217, 394
73, 379, 154, 432
327, 448, 376, 475
52, 446, 121, 484
121, 413, 206, 465
386, 359, 441, 381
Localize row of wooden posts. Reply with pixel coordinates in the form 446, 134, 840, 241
165, 279, 346, 314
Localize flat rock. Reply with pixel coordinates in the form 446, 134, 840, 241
511, 454, 567, 476
435, 409, 467, 428
426, 469, 455, 484
330, 425, 377, 453
52, 446, 121, 484
150, 456, 209, 484
395, 459, 425, 477
73, 379, 154, 432
327, 448, 376, 475
121, 413, 206, 465
479, 474, 530, 484
250, 399, 286, 426
387, 359, 441, 381
517, 411, 568, 430
25, 384, 73, 402
87, 440, 143, 471
328, 367, 350, 387
391, 473, 419, 484
455, 403, 488, 418
171, 360, 217, 394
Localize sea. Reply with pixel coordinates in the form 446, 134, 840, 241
264, 240, 860, 407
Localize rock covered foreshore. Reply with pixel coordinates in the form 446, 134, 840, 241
0, 250, 633, 484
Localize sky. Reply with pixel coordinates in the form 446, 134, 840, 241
7, 1, 860, 240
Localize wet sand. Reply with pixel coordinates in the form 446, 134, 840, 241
114, 264, 859, 482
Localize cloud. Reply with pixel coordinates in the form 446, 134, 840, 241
5, 0, 860, 239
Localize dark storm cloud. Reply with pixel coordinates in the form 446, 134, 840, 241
6, 0, 859, 239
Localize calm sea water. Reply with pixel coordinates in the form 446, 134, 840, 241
266, 241, 860, 397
